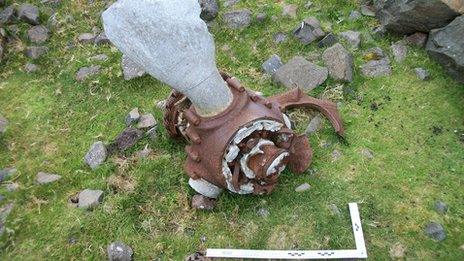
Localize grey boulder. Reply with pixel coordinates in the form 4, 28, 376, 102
27, 25, 49, 43
0, 6, 15, 24
339, 30, 361, 49
18, 3, 40, 25
137, 113, 156, 129
374, 0, 464, 35
261, 54, 283, 75
125, 108, 140, 126
406, 32, 428, 48
84, 141, 107, 169
293, 17, 325, 45
322, 43, 353, 82
426, 15, 464, 83
77, 189, 104, 210
36, 172, 61, 185
108, 242, 133, 261
223, 9, 252, 29
121, 55, 146, 80
273, 56, 328, 91
115, 128, 144, 151
199, 0, 219, 22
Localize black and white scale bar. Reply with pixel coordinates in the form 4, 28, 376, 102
206, 203, 367, 260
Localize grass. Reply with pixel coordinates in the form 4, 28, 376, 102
1, 0, 463, 259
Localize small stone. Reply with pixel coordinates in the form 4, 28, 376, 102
137, 113, 156, 129
18, 3, 40, 25
94, 32, 110, 45
24, 46, 49, 59
304, 1, 313, 9
332, 149, 342, 161
257, 207, 269, 217
360, 5, 375, 17
0, 6, 15, 24
293, 17, 325, 45
224, 0, 239, 7
77, 189, 104, 210
372, 26, 386, 38
434, 201, 448, 215
24, 63, 39, 73
318, 33, 338, 48
199, 0, 218, 22
125, 108, 140, 126
27, 25, 49, 43
348, 10, 361, 21
328, 204, 341, 216
322, 43, 353, 82
107, 242, 133, 261
295, 183, 311, 192
256, 13, 267, 23
223, 9, 252, 29
136, 146, 152, 158
78, 33, 96, 44
191, 194, 216, 210
406, 32, 428, 48
361, 148, 374, 159
305, 116, 322, 135
76, 65, 101, 82
424, 222, 446, 241
415, 68, 430, 81
91, 54, 109, 61
282, 4, 297, 18
84, 141, 107, 169
0, 203, 13, 236
122, 55, 146, 80
262, 54, 283, 75
361, 58, 391, 77
0, 167, 16, 183
115, 128, 144, 151
273, 32, 287, 43
0, 115, 8, 134
200, 235, 207, 243
273, 56, 328, 91
389, 243, 407, 259
391, 42, 407, 63
146, 127, 157, 140
339, 30, 361, 49
6, 183, 19, 192
36, 172, 61, 184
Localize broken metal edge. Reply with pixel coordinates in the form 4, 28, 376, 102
205, 203, 367, 260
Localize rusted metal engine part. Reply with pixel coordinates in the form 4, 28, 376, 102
164, 74, 344, 198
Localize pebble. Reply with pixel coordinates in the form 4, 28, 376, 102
24, 63, 39, 73
424, 222, 446, 241
361, 148, 374, 159
305, 115, 322, 135
121, 55, 146, 80
115, 128, 144, 151
295, 183, 311, 192
328, 204, 341, 216
434, 201, 448, 215
199, 0, 219, 22
273, 32, 287, 44
84, 141, 107, 169
223, 9, 252, 29
36, 172, 61, 184
0, 115, 8, 134
146, 127, 157, 141
322, 43, 354, 82
282, 4, 298, 18
415, 68, 430, 81
91, 54, 109, 61
78, 33, 96, 43
125, 108, 140, 126
27, 25, 49, 43
391, 42, 408, 63
25, 46, 49, 59
136, 146, 152, 158
6, 183, 19, 192
77, 189, 104, 210
256, 13, 267, 23
94, 32, 110, 45
318, 33, 338, 48
339, 30, 361, 49
191, 194, 216, 210
262, 54, 283, 75
0, 167, 16, 183
107, 241, 133, 261
293, 17, 325, 45
348, 10, 361, 21
332, 149, 342, 161
76, 65, 101, 82
137, 113, 156, 129
18, 3, 40, 25
257, 208, 270, 217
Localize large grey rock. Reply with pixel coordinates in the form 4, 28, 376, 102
293, 17, 325, 45
25, 46, 49, 59
273, 56, 328, 91
121, 55, 146, 80
27, 25, 49, 43
108, 242, 133, 261
339, 30, 361, 49
0, 6, 15, 24
426, 15, 464, 83
424, 222, 446, 241
261, 54, 283, 75
374, 0, 464, 35
322, 43, 353, 82
77, 189, 104, 210
223, 9, 252, 29
84, 141, 107, 169
102, 0, 233, 116
0, 115, 7, 134
199, 0, 218, 22
36, 172, 61, 184
76, 65, 101, 82
18, 3, 40, 25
